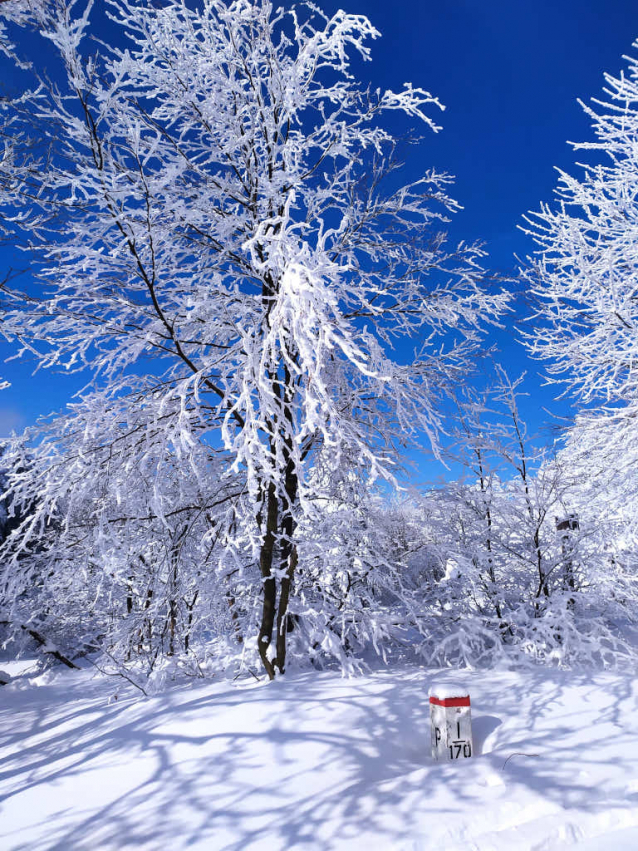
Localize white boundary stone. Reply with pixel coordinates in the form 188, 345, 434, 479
430, 684, 473, 761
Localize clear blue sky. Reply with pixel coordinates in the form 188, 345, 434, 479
1, 0, 637, 463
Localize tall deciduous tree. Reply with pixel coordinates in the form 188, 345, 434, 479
524, 41, 638, 422
0, 0, 505, 678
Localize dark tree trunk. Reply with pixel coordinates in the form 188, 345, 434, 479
257, 481, 279, 680
184, 590, 199, 652
126, 575, 134, 615
274, 433, 299, 674
557, 514, 579, 610
226, 592, 243, 644
256, 396, 299, 677
255, 272, 301, 680
168, 553, 178, 657
21, 624, 79, 669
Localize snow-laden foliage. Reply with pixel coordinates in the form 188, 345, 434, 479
0, 0, 47, 65
416, 473, 638, 670
508, 43, 638, 670
0, 405, 251, 673
0, 0, 506, 678
523, 42, 638, 418
405, 370, 638, 670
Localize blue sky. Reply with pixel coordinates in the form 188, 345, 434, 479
1, 0, 637, 470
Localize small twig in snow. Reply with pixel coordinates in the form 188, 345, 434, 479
90, 650, 148, 697
502, 752, 540, 770
233, 668, 260, 682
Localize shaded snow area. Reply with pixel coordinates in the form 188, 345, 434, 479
1, 663, 638, 850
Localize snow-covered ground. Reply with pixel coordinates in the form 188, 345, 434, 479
1, 660, 637, 850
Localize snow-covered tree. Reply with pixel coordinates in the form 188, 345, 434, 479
523, 42, 638, 426
0, 412, 248, 672
0, 0, 505, 678
409, 368, 638, 669
520, 43, 638, 665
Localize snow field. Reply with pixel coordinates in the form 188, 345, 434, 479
1, 662, 638, 850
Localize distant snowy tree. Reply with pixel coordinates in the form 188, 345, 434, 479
412, 368, 638, 669
0, 0, 506, 678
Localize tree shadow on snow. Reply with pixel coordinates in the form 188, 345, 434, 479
0, 664, 636, 850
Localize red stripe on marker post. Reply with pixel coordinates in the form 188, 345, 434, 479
429, 695, 471, 708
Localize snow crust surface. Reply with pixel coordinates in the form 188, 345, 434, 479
1, 662, 638, 850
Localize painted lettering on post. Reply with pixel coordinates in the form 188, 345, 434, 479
429, 684, 474, 761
